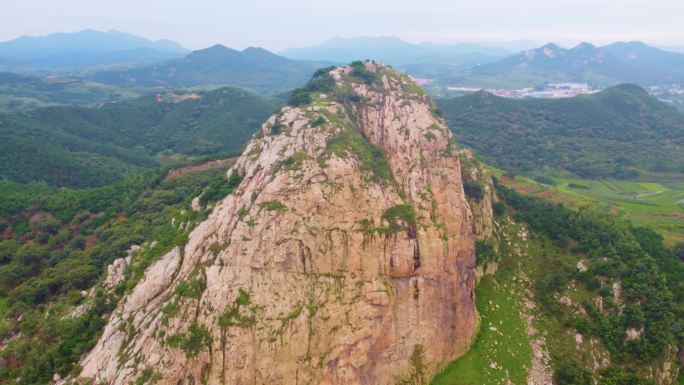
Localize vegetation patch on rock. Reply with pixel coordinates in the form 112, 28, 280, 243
167, 323, 212, 357
320, 128, 393, 183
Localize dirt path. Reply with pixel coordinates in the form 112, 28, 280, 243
165, 158, 236, 180
504, 221, 553, 385
521, 286, 553, 385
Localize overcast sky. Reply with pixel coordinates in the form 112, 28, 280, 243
2, 0, 683, 50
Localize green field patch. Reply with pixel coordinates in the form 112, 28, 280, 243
499, 171, 684, 245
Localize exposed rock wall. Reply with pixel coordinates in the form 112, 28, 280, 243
74, 63, 478, 385
459, 149, 496, 240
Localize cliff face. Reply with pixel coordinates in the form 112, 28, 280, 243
75, 62, 477, 385
459, 149, 496, 241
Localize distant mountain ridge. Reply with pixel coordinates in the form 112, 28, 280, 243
0, 29, 187, 54
0, 29, 189, 73
89, 44, 326, 94
462, 41, 684, 87
280, 36, 510, 64
279, 36, 511, 89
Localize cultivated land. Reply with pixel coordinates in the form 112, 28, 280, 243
498, 172, 684, 245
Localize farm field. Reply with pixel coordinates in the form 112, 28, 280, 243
498, 172, 684, 245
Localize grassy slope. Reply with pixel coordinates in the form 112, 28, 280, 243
519, 233, 610, 379
432, 221, 533, 385
432, 209, 679, 384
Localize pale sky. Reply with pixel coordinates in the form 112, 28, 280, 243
2, 0, 683, 50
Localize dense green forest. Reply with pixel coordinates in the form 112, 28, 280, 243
0, 164, 240, 384
498, 184, 683, 384
438, 85, 684, 178
0, 87, 280, 187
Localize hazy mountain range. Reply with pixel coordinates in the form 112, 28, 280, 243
281, 36, 684, 88
461, 41, 684, 87
0, 29, 189, 73
659, 44, 684, 54
2, 30, 684, 96
279, 36, 512, 84
279, 36, 510, 64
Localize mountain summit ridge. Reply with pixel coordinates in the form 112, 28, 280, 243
89, 45, 324, 94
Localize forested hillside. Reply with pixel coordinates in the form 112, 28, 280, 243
434, 161, 684, 385
0, 163, 241, 384
438, 85, 684, 178
0, 87, 280, 187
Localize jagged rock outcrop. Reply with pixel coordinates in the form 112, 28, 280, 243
74, 62, 478, 385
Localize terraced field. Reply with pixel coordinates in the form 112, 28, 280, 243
499, 173, 684, 245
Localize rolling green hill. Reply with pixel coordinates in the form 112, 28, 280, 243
90, 45, 324, 94
0, 87, 280, 187
438, 84, 684, 178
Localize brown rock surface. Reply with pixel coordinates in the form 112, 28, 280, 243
74, 63, 478, 385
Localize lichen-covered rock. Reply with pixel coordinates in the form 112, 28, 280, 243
73, 62, 478, 385
103, 246, 137, 290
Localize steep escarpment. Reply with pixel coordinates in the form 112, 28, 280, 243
73, 62, 478, 385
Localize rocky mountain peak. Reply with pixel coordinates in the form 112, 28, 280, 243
73, 61, 479, 385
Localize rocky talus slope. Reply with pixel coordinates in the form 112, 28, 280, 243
74, 62, 480, 385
